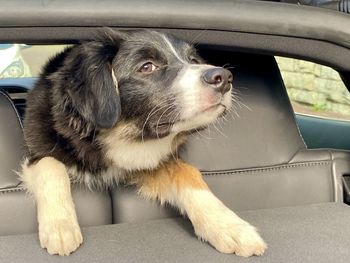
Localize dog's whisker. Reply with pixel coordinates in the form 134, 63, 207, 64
221, 63, 229, 68
195, 128, 214, 140
235, 99, 251, 111
220, 63, 235, 72
231, 89, 242, 94
141, 100, 174, 142
212, 121, 228, 138
155, 104, 176, 139
231, 94, 241, 101
168, 110, 181, 127
216, 117, 226, 130
190, 29, 208, 46
234, 85, 249, 91
229, 107, 240, 119
169, 142, 178, 162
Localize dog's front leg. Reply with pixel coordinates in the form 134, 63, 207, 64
21, 157, 82, 256
136, 160, 267, 257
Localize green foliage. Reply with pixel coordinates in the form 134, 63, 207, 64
312, 103, 327, 112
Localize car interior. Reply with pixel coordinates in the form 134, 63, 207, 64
0, 0, 350, 262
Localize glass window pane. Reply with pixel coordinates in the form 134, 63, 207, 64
276, 56, 350, 121
0, 44, 68, 79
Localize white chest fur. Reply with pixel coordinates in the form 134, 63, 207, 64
101, 132, 177, 171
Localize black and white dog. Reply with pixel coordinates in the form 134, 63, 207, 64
21, 29, 266, 257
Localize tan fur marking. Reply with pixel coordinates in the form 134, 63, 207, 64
162, 160, 209, 190
135, 159, 266, 256
134, 160, 208, 203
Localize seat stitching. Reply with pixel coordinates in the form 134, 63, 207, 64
1, 162, 332, 192
0, 187, 25, 194
202, 161, 331, 176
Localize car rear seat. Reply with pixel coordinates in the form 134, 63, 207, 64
0, 90, 112, 235
111, 51, 350, 223
1, 53, 350, 262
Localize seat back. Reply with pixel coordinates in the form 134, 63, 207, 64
111, 52, 343, 223
1, 52, 349, 233
0, 89, 112, 235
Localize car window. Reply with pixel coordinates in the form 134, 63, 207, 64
0, 44, 68, 78
275, 56, 350, 122
2, 45, 349, 123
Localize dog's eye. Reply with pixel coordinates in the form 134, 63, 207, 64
138, 62, 158, 74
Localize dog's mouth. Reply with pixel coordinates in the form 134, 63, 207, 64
144, 97, 230, 139
152, 103, 226, 130
152, 120, 175, 130
202, 102, 227, 113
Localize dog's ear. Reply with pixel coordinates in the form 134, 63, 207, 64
64, 29, 128, 129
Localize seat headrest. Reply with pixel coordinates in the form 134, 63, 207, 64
0, 53, 306, 186
0, 90, 24, 189
181, 52, 306, 170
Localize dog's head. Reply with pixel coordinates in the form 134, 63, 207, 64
60, 29, 232, 140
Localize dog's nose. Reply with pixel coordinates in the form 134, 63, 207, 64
202, 67, 232, 94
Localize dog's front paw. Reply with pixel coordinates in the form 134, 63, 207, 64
39, 218, 83, 256
194, 210, 267, 257
213, 221, 266, 257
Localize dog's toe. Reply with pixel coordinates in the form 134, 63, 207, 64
209, 223, 267, 256
39, 219, 83, 256
233, 224, 267, 257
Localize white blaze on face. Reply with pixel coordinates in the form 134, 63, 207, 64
159, 32, 233, 133
111, 69, 119, 95
161, 35, 187, 64
176, 65, 214, 118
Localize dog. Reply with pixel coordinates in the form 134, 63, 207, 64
20, 28, 266, 257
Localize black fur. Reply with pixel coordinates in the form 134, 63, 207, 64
24, 29, 204, 174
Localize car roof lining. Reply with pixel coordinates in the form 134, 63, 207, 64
0, 27, 349, 71
0, 0, 349, 86
1, 0, 349, 47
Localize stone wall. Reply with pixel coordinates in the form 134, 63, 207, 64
275, 57, 350, 115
